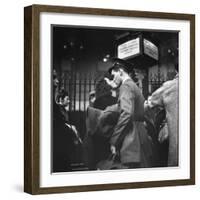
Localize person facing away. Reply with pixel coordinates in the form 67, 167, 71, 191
105, 58, 151, 168
144, 65, 179, 167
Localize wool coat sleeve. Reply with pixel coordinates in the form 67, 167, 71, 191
148, 86, 164, 108
110, 83, 134, 148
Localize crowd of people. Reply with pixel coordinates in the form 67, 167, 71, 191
53, 71, 83, 172
52, 58, 179, 172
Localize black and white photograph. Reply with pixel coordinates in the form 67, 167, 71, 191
24, 5, 195, 194
52, 25, 179, 173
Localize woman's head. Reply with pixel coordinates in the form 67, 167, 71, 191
58, 90, 70, 107
95, 78, 112, 99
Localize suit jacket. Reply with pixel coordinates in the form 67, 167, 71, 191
148, 75, 179, 166
110, 78, 146, 164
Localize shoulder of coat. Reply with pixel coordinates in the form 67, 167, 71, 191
162, 77, 178, 90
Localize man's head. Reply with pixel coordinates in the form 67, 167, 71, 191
109, 58, 134, 87
110, 67, 123, 88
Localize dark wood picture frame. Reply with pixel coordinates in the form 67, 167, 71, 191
24, 4, 195, 194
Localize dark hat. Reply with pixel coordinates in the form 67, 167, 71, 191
108, 58, 134, 74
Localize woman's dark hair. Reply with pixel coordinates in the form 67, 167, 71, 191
95, 78, 112, 99
57, 89, 69, 101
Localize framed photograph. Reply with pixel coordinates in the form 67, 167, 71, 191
24, 4, 195, 194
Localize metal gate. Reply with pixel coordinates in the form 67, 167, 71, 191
59, 69, 177, 137
61, 71, 104, 137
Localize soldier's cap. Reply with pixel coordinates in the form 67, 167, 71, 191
108, 58, 135, 74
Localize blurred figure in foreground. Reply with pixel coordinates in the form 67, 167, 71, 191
144, 65, 179, 166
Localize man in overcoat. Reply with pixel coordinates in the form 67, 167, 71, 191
106, 58, 151, 168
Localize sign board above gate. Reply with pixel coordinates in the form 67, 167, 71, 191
117, 36, 158, 61
117, 37, 140, 59
143, 39, 159, 60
